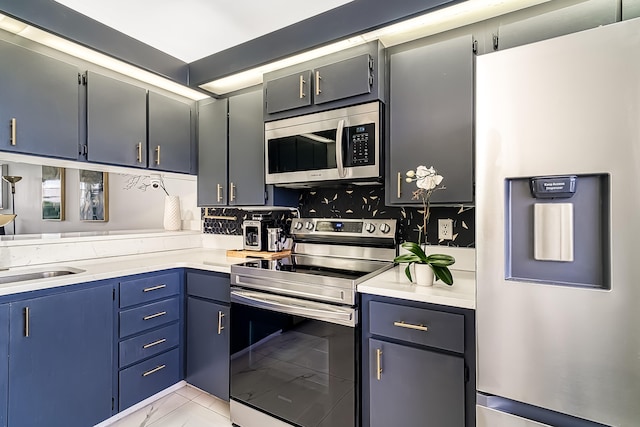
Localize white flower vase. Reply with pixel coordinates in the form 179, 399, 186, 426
163, 196, 181, 231
413, 263, 434, 287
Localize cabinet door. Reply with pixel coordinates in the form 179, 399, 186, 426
87, 71, 147, 168
186, 296, 229, 400
0, 40, 79, 160
0, 305, 7, 427
265, 70, 312, 114
228, 90, 265, 206
314, 54, 373, 105
148, 91, 193, 174
8, 285, 114, 427
369, 338, 465, 427
387, 35, 473, 204
197, 99, 228, 206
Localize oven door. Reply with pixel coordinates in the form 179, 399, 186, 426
230, 288, 358, 427
265, 101, 380, 186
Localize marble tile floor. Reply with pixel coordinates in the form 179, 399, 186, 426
103, 385, 232, 427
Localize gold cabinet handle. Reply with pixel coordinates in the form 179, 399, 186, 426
142, 364, 166, 377
136, 142, 143, 163
230, 182, 236, 202
299, 75, 306, 99
155, 145, 161, 165
217, 311, 225, 335
143, 338, 167, 349
376, 348, 382, 380
143, 284, 166, 293
393, 321, 429, 332
216, 184, 223, 202
143, 311, 167, 321
24, 306, 29, 337
397, 172, 402, 199
10, 118, 16, 146
315, 71, 322, 96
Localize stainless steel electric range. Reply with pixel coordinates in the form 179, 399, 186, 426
229, 217, 397, 427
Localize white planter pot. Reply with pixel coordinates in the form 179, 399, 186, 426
163, 196, 181, 231
413, 263, 434, 287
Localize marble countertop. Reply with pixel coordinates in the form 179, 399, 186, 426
0, 248, 243, 297
0, 245, 476, 309
358, 265, 476, 309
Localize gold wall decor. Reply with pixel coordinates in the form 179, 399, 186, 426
79, 170, 109, 222
42, 166, 65, 221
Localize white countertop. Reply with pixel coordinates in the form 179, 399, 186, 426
0, 248, 243, 297
358, 265, 476, 309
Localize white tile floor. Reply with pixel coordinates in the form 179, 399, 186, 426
105, 385, 232, 427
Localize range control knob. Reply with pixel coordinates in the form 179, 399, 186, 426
379, 223, 391, 234
305, 221, 315, 230
293, 221, 303, 230
364, 223, 376, 233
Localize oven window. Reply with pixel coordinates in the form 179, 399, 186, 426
231, 303, 357, 427
267, 130, 338, 174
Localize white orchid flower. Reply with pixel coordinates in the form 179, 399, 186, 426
415, 165, 443, 190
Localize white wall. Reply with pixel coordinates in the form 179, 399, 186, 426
0, 161, 199, 234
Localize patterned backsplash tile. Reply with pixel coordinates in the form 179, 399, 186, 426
202, 185, 474, 247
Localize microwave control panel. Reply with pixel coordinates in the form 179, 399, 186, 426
345, 123, 375, 167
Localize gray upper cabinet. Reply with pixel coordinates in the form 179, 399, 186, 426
86, 71, 147, 168
197, 99, 228, 206
228, 90, 265, 206
313, 54, 373, 104
0, 40, 79, 160
265, 70, 312, 114
496, 0, 618, 50
387, 34, 474, 205
264, 41, 384, 121
148, 91, 193, 174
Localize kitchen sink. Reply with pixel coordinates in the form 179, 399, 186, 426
0, 267, 84, 285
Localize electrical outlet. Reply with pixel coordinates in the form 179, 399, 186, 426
438, 218, 454, 240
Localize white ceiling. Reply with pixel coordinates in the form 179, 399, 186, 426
53, 0, 353, 63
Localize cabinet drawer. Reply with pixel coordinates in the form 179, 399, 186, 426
119, 322, 180, 368
120, 297, 180, 338
119, 348, 181, 411
120, 271, 181, 308
186, 270, 230, 302
369, 301, 464, 353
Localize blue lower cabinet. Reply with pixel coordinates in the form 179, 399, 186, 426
119, 322, 181, 368
0, 305, 8, 427
119, 348, 181, 411
8, 285, 114, 427
119, 296, 180, 338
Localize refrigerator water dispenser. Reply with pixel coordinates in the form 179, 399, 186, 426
505, 174, 610, 289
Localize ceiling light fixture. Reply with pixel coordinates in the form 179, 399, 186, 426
200, 0, 550, 95
0, 13, 209, 100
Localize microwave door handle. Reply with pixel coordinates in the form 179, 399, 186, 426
336, 119, 346, 178
231, 290, 354, 326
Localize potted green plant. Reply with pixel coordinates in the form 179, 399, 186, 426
393, 166, 456, 286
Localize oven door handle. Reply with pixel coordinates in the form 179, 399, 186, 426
230, 289, 356, 327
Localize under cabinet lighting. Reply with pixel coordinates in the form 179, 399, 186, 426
200, 0, 550, 95
0, 14, 209, 101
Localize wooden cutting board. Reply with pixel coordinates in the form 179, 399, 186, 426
226, 249, 291, 259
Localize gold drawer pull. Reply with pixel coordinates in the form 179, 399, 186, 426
393, 321, 428, 332
143, 338, 167, 349
143, 284, 166, 292
376, 348, 383, 380
142, 364, 166, 377
143, 311, 167, 321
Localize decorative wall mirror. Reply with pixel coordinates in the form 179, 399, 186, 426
79, 170, 109, 222
42, 166, 65, 221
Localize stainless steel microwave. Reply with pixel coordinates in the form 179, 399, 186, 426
265, 102, 382, 186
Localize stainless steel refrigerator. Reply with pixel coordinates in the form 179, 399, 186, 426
476, 17, 640, 427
